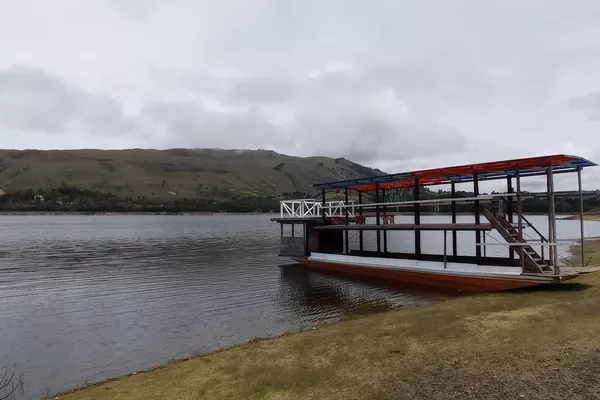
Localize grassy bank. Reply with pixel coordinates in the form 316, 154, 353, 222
562, 207, 600, 221
57, 243, 600, 400
562, 214, 600, 221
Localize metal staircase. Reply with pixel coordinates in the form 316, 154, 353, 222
482, 206, 553, 274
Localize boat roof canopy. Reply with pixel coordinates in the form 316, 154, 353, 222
314, 154, 597, 191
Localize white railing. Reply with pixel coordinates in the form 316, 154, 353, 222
280, 199, 320, 218
280, 199, 355, 219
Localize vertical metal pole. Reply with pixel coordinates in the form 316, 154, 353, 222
578, 167, 585, 267
321, 189, 326, 222
359, 191, 364, 254
443, 230, 447, 268
474, 174, 481, 262
451, 182, 457, 257
541, 236, 545, 263
507, 176, 514, 262
517, 170, 524, 272
344, 188, 349, 255
507, 177, 514, 223
547, 165, 558, 274
304, 222, 309, 257
292, 223, 295, 238
414, 180, 421, 258
483, 231, 487, 258
546, 167, 553, 267
375, 184, 381, 253
382, 188, 388, 253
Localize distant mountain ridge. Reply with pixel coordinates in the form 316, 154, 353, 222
0, 149, 385, 200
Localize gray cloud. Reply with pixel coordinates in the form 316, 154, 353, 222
230, 77, 293, 103
570, 92, 600, 120
0, 67, 133, 136
1, 0, 600, 187
136, 101, 281, 149
0, 65, 468, 167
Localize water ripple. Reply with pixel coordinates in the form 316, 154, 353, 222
10, 215, 590, 399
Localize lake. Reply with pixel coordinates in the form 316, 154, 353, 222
1, 215, 599, 399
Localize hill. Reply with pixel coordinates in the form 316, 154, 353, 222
0, 149, 384, 201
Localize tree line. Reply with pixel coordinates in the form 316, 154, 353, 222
1, 184, 599, 214
0, 185, 299, 213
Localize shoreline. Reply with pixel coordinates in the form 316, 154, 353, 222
53, 241, 600, 399
1, 210, 597, 218
0, 211, 272, 216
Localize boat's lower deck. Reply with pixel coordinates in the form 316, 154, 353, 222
294, 253, 583, 293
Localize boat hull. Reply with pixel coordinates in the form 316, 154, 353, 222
294, 255, 568, 293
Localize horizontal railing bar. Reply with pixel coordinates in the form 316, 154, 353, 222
501, 239, 576, 243
476, 242, 564, 246
315, 195, 501, 210
280, 193, 520, 212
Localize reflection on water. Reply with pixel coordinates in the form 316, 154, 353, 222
0, 215, 446, 400
1, 215, 598, 400
277, 263, 453, 320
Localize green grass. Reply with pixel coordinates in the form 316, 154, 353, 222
57, 242, 600, 400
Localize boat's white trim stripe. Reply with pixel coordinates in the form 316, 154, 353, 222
307, 253, 560, 283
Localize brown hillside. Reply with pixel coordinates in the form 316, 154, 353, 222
0, 149, 384, 200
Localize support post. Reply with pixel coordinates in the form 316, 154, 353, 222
344, 188, 349, 255
541, 235, 545, 263
451, 182, 457, 257
291, 223, 295, 238
382, 188, 388, 253
443, 230, 447, 268
304, 222, 309, 257
321, 189, 326, 222
359, 191, 364, 254
376, 184, 381, 253
507, 176, 514, 262
547, 166, 558, 273
546, 168, 553, 267
483, 231, 487, 258
517, 170, 524, 272
474, 174, 481, 262
414, 180, 421, 258
578, 167, 585, 267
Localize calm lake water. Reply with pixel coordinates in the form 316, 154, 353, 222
1, 215, 599, 400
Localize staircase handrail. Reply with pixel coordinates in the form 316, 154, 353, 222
500, 196, 549, 243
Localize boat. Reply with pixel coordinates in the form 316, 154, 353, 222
271, 154, 599, 293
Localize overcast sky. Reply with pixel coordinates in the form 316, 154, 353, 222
1, 0, 599, 187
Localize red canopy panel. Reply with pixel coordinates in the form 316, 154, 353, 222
313, 154, 597, 191
412, 155, 572, 180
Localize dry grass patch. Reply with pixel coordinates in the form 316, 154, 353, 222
569, 239, 600, 267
